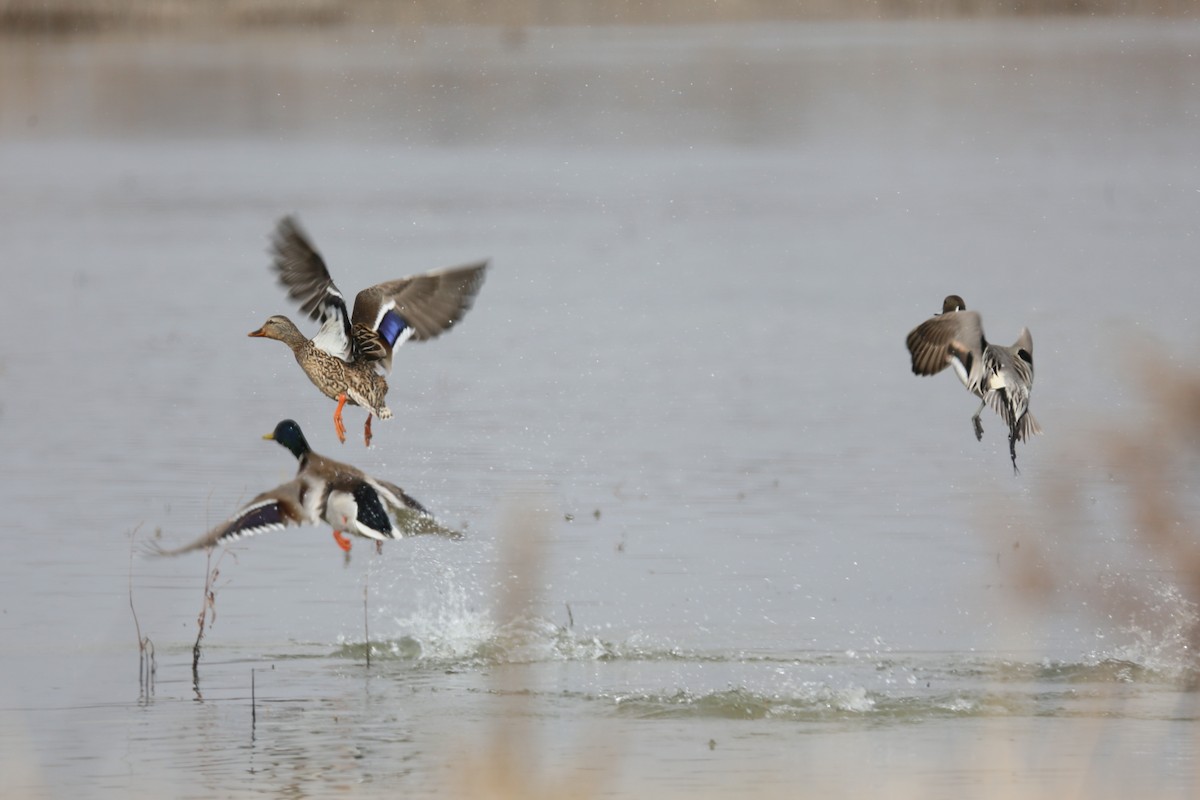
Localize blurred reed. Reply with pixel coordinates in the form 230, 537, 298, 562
1005, 346, 1200, 682
450, 499, 614, 800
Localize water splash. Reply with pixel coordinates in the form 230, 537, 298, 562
1095, 577, 1200, 680
363, 569, 625, 666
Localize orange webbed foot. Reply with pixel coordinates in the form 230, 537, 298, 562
333, 530, 352, 552
333, 393, 348, 444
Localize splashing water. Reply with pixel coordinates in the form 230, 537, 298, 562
1110, 580, 1200, 679
366, 566, 623, 666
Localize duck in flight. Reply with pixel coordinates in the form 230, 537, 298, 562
156, 419, 461, 555
249, 216, 488, 446
906, 295, 1042, 473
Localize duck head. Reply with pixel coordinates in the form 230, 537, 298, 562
249, 315, 305, 345
941, 295, 966, 314
264, 419, 312, 460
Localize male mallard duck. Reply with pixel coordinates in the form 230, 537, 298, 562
157, 419, 461, 555
906, 295, 1042, 474
250, 216, 488, 446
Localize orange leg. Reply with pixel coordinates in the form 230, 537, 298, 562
363, 413, 374, 448
332, 393, 348, 444
332, 530, 352, 552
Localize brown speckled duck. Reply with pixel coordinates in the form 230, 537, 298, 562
250, 216, 488, 446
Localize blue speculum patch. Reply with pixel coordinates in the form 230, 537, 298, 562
378, 310, 410, 347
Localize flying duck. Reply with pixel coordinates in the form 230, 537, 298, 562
906, 295, 1042, 473
250, 216, 488, 446
157, 419, 461, 554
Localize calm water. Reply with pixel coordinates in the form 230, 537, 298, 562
2, 18, 1199, 798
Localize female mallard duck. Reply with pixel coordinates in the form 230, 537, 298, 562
250, 216, 488, 446
157, 420, 461, 554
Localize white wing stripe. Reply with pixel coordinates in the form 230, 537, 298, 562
312, 316, 352, 360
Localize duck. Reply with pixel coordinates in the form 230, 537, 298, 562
905, 295, 1042, 473
156, 419, 461, 555
250, 216, 488, 446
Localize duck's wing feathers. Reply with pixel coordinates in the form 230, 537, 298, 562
370, 477, 464, 540
270, 216, 353, 359
984, 336, 1039, 441
349, 259, 489, 371
323, 481, 394, 542
906, 310, 985, 379
320, 475, 462, 541
152, 481, 310, 556
1012, 327, 1034, 374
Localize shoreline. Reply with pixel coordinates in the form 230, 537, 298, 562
1, 0, 1196, 36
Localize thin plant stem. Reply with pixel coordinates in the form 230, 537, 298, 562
128, 524, 155, 700
192, 546, 225, 694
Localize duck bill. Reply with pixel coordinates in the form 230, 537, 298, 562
262, 432, 275, 441
248, 327, 268, 337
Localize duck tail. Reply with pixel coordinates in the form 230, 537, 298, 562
1016, 411, 1042, 442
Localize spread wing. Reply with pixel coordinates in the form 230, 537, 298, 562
369, 477, 464, 540
984, 332, 1040, 441
349, 260, 489, 371
152, 481, 310, 556
269, 216, 352, 359
318, 473, 463, 542
906, 310, 985, 379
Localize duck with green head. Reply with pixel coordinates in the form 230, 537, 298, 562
157, 419, 461, 554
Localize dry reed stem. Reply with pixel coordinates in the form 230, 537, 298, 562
127, 523, 156, 700
191, 545, 229, 695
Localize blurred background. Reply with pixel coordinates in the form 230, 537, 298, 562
1, 2, 1198, 798
1, 0, 1198, 29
